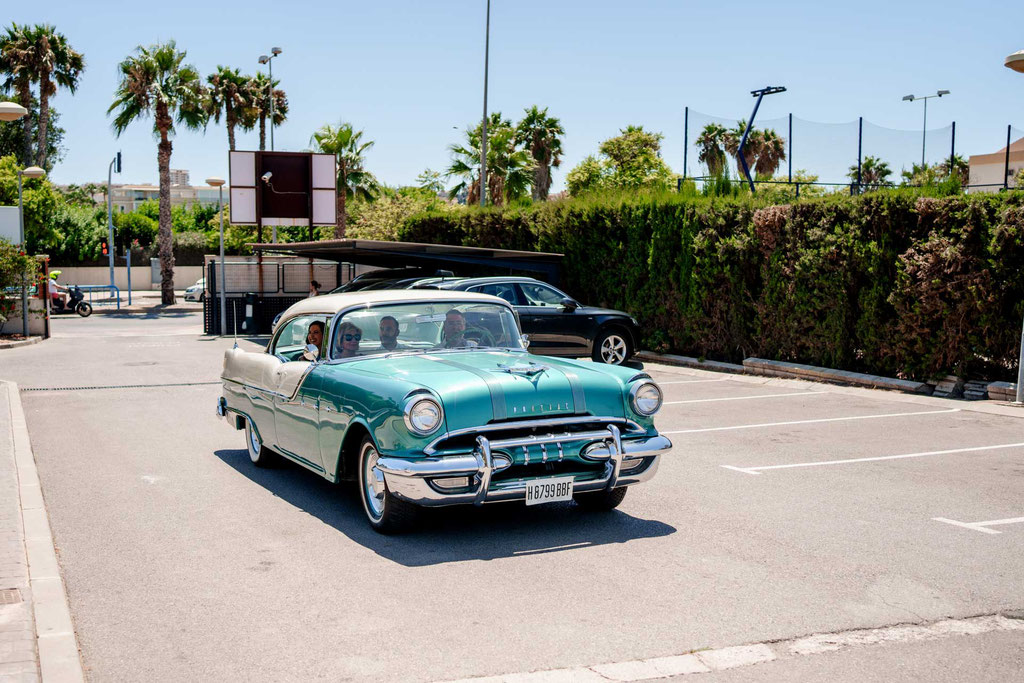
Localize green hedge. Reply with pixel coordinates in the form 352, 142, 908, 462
400, 190, 1024, 382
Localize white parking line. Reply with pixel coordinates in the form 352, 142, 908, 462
656, 378, 734, 385
664, 408, 960, 435
932, 516, 1024, 535
665, 391, 823, 405
722, 442, 1024, 475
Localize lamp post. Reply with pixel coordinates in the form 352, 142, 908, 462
479, 0, 490, 206
258, 47, 282, 151
17, 166, 46, 337
737, 86, 786, 193
1005, 51, 1024, 403
902, 90, 950, 168
0, 102, 29, 121
206, 177, 227, 336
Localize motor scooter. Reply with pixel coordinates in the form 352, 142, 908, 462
52, 285, 93, 317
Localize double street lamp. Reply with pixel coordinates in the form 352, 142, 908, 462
258, 47, 282, 151
901, 90, 950, 167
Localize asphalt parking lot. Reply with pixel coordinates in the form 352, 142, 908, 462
3, 310, 1023, 681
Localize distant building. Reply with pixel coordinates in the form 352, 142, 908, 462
87, 169, 227, 212
169, 169, 190, 186
968, 137, 1024, 193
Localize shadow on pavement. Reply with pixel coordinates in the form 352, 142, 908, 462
214, 447, 675, 567
100, 309, 198, 320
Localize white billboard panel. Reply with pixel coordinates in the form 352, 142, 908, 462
312, 189, 336, 226
0, 206, 19, 243
229, 151, 256, 187
230, 188, 257, 224
312, 154, 336, 189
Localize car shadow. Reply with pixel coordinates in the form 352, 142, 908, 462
214, 447, 676, 567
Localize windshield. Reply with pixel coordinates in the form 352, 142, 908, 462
330, 301, 523, 359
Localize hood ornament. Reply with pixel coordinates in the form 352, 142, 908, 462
498, 360, 549, 376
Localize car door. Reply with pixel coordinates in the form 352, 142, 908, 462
268, 315, 329, 472
514, 282, 590, 356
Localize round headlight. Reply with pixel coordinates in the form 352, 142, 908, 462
404, 397, 443, 435
630, 382, 663, 416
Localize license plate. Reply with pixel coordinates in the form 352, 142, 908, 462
524, 476, 574, 506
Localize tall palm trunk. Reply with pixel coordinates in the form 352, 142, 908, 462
259, 113, 266, 151
17, 81, 32, 166
334, 162, 347, 238
36, 74, 51, 168
156, 120, 175, 304
226, 104, 236, 151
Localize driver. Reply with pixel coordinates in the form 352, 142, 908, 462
442, 309, 478, 349
48, 274, 67, 309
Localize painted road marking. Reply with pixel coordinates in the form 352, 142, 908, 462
722, 442, 1024, 475
932, 516, 1024, 535
664, 391, 823, 405
657, 378, 734, 385
664, 408, 960, 435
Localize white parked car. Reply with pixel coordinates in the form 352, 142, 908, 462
184, 278, 206, 302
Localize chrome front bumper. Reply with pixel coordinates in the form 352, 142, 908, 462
375, 425, 672, 507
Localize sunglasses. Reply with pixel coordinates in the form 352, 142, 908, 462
343, 334, 362, 342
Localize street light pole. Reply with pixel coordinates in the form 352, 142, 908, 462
480, 0, 490, 207
1004, 51, 1024, 403
901, 90, 950, 168
259, 48, 282, 151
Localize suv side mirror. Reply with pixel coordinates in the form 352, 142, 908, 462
560, 298, 578, 312
302, 344, 321, 362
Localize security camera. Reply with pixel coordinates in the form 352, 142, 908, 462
261, 172, 272, 183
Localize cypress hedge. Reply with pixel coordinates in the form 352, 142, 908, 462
400, 190, 1024, 382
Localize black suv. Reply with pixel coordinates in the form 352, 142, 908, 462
414, 276, 642, 365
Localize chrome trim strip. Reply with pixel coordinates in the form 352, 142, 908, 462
559, 367, 587, 415
423, 415, 645, 454
474, 436, 493, 505
606, 424, 623, 489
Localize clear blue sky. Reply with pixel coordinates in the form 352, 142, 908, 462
9, 0, 1024, 190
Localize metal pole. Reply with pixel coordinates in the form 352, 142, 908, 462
107, 157, 115, 297
219, 185, 226, 336
269, 57, 274, 152
921, 98, 927, 168
738, 94, 765, 193
787, 113, 792, 183
479, 0, 490, 207
1005, 125, 1012, 191
17, 172, 28, 337
683, 106, 688, 179
950, 121, 956, 183
857, 117, 863, 190
126, 246, 131, 305
1017, 310, 1024, 403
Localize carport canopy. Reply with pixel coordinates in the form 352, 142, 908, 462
248, 238, 564, 281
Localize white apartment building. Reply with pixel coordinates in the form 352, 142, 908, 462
968, 137, 1024, 193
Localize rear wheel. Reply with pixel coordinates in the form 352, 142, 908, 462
574, 486, 628, 511
358, 436, 418, 534
76, 302, 92, 317
592, 329, 632, 365
245, 419, 278, 467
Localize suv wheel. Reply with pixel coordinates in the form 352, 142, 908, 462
593, 329, 632, 365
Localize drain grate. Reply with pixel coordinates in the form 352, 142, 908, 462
0, 588, 22, 605
21, 381, 221, 392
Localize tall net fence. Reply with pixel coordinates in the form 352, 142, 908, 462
682, 108, 1024, 193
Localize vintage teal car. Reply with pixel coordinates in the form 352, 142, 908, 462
217, 290, 671, 533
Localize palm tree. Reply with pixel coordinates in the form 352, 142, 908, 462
723, 120, 761, 179
754, 129, 786, 179
514, 105, 564, 201
0, 24, 84, 169
310, 123, 379, 238
696, 123, 728, 176
446, 112, 533, 206
207, 66, 253, 151
847, 155, 892, 188
248, 73, 288, 151
109, 42, 208, 304
446, 132, 482, 205
937, 154, 969, 185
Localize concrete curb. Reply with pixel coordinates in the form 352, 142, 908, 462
3, 381, 85, 683
634, 352, 746, 375
0, 336, 44, 351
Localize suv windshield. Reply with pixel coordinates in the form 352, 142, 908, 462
330, 301, 523, 359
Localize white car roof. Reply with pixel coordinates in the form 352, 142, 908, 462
279, 289, 512, 321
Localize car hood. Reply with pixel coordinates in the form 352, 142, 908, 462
340, 351, 635, 428
573, 305, 633, 319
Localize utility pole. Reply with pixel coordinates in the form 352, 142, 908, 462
480, 0, 490, 206
107, 152, 121, 301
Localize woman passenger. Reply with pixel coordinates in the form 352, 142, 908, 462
336, 321, 362, 358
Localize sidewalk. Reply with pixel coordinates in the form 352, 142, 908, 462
83, 290, 201, 316
0, 382, 84, 682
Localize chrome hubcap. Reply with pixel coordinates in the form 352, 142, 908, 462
363, 445, 386, 520
247, 423, 260, 460
600, 335, 627, 364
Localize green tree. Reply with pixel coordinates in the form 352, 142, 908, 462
0, 24, 83, 169
515, 105, 564, 201
109, 42, 209, 304
0, 155, 59, 253
565, 155, 606, 195
696, 123, 728, 177
722, 121, 760, 180
207, 66, 253, 151
310, 122, 379, 237
248, 73, 287, 151
937, 154, 969, 186
0, 95, 65, 171
446, 112, 534, 206
848, 155, 892, 187
754, 129, 786, 179
0, 236, 38, 329
416, 168, 445, 194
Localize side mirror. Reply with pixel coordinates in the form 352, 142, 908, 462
302, 344, 321, 362
520, 333, 530, 349
560, 298, 578, 312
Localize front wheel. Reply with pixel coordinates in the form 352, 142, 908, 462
574, 486, 628, 511
76, 302, 92, 317
358, 436, 418, 534
245, 419, 279, 467
592, 329, 632, 365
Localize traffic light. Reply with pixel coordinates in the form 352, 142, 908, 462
115, 151, 122, 174
101, 241, 108, 255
